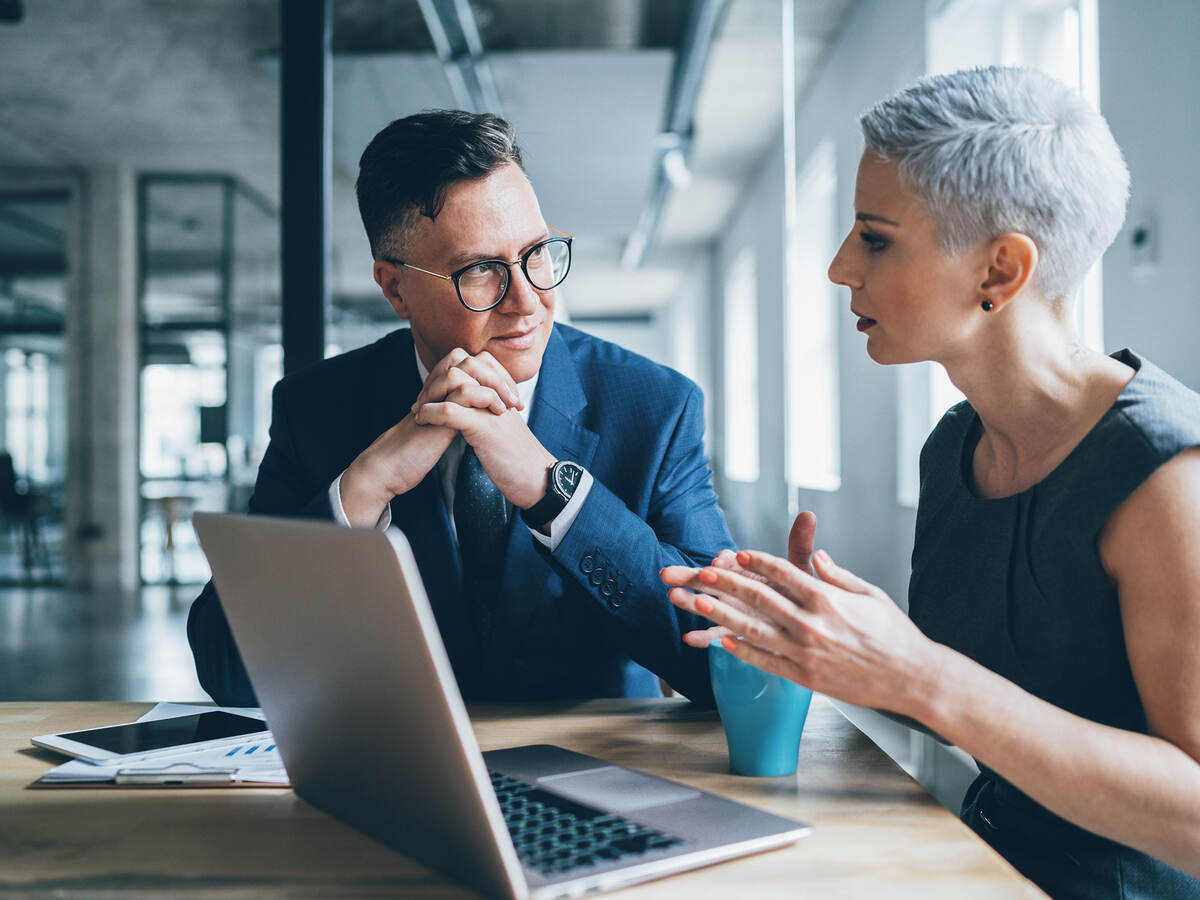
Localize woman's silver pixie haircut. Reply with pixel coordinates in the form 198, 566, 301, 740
859, 66, 1129, 302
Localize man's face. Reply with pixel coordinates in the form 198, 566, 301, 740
374, 162, 557, 383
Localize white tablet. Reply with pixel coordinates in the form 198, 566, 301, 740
32, 710, 270, 764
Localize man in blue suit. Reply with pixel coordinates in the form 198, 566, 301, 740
188, 110, 732, 706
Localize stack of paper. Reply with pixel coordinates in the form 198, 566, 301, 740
37, 703, 289, 786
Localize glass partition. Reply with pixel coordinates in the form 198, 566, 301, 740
0, 191, 69, 583
139, 176, 279, 584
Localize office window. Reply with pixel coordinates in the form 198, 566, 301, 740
898, 0, 1102, 507
723, 248, 759, 483
786, 140, 840, 492
140, 334, 227, 480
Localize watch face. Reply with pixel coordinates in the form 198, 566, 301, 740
554, 462, 582, 496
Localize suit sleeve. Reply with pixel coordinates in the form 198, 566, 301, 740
540, 384, 732, 706
187, 380, 335, 706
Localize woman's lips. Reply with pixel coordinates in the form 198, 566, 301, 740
856, 316, 877, 332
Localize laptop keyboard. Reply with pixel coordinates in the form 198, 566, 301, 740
489, 771, 684, 876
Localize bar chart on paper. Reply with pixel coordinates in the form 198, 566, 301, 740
36, 704, 290, 785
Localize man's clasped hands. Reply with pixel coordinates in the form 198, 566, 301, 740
339, 347, 555, 528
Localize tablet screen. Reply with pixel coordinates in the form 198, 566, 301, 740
60, 711, 268, 755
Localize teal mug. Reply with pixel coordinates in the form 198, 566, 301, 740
709, 640, 813, 776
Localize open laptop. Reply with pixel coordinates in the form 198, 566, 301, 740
193, 512, 810, 899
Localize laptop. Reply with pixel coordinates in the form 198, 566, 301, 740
193, 512, 811, 899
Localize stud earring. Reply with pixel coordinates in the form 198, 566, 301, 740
981, 299, 994, 312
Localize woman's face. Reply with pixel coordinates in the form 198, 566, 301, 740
828, 152, 983, 366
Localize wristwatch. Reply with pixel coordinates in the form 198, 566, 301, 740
521, 460, 585, 531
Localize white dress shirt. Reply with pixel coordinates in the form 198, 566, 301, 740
329, 343, 592, 551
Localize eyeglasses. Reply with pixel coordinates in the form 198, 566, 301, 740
383, 225, 573, 312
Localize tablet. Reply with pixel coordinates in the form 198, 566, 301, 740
32, 711, 270, 763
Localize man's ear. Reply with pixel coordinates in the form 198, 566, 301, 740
374, 260, 410, 320
979, 232, 1038, 312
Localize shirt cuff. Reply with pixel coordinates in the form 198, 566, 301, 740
528, 469, 594, 552
329, 471, 392, 530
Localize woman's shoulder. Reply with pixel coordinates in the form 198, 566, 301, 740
1042, 350, 1200, 536
1107, 349, 1200, 460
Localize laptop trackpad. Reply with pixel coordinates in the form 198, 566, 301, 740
538, 766, 700, 813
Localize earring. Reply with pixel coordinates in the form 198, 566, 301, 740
981, 299, 994, 312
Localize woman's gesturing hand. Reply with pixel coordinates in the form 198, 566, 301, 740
680, 512, 818, 649
662, 545, 942, 717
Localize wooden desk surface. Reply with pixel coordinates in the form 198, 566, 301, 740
1, 698, 1042, 898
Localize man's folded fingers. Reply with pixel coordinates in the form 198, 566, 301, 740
445, 384, 506, 415
414, 401, 474, 428
416, 365, 477, 411
456, 354, 520, 407
430, 347, 470, 379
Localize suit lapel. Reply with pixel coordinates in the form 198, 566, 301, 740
526, 326, 598, 468
484, 327, 599, 674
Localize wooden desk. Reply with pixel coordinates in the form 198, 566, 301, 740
1, 698, 1043, 898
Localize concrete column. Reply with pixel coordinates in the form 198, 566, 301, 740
65, 167, 140, 590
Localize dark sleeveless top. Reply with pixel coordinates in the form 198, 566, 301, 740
909, 350, 1200, 899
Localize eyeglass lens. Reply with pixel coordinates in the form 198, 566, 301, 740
457, 239, 571, 311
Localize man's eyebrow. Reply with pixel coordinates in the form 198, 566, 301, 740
856, 212, 901, 227
445, 230, 551, 270
445, 249, 494, 269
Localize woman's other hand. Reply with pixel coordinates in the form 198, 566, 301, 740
677, 512, 817, 648
663, 543, 941, 716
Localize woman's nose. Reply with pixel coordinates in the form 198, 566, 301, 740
827, 234, 859, 288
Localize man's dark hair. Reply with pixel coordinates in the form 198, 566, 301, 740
356, 109, 525, 259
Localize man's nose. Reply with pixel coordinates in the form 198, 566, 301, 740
500, 263, 542, 314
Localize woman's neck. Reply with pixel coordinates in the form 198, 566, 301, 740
941, 305, 1133, 498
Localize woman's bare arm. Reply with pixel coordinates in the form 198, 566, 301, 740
661, 450, 1200, 875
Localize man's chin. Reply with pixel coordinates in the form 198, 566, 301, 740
487, 328, 552, 381
490, 341, 547, 384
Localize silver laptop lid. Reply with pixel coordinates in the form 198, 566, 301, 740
193, 512, 528, 900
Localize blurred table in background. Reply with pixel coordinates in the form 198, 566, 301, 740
140, 478, 226, 585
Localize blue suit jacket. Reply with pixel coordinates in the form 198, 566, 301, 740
187, 323, 732, 706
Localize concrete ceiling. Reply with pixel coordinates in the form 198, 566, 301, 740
0, 0, 857, 319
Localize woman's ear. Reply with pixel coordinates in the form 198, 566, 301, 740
979, 232, 1039, 312
374, 260, 411, 320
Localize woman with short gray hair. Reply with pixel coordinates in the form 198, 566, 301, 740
663, 66, 1200, 898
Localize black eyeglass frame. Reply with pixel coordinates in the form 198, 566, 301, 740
382, 224, 573, 312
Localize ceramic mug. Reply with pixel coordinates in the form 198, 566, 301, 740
709, 640, 813, 776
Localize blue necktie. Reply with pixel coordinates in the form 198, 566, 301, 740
453, 445, 509, 643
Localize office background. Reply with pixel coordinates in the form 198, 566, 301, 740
1, 0, 1195, 813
